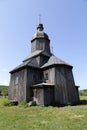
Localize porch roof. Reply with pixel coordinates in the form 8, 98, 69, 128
31, 82, 54, 88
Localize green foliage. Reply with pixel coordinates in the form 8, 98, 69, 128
80, 89, 87, 102
0, 97, 13, 106
80, 89, 87, 96
18, 101, 28, 108
2, 98, 13, 106
0, 85, 8, 97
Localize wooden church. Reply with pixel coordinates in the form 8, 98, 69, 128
9, 23, 79, 106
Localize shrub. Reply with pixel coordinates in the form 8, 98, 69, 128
0, 85, 8, 97
2, 90, 8, 97
2, 98, 13, 106
19, 101, 28, 108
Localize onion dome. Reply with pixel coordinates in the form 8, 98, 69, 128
31, 24, 50, 42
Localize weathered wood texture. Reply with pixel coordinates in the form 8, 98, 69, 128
43, 67, 55, 84
55, 66, 79, 104
26, 68, 42, 101
31, 39, 50, 53
9, 23, 80, 106
9, 69, 27, 102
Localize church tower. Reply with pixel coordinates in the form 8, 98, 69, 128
31, 24, 51, 54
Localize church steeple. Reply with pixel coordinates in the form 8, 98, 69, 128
31, 23, 51, 54
37, 24, 44, 31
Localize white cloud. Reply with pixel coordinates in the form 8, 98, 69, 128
0, 80, 9, 86
0, 68, 10, 86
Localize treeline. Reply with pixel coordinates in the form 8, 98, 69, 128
79, 89, 87, 96
0, 85, 8, 97
0, 85, 87, 97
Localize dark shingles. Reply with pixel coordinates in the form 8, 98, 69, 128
10, 58, 40, 73
41, 55, 72, 68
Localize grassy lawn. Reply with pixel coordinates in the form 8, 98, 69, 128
80, 96, 87, 100
0, 97, 87, 130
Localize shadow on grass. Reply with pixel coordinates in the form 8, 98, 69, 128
77, 100, 87, 105
68, 100, 87, 107
50, 100, 87, 107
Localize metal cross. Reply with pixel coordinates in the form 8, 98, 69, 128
39, 14, 41, 23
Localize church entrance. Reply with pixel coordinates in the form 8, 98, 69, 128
32, 84, 54, 106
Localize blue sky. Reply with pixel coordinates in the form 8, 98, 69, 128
0, 0, 87, 90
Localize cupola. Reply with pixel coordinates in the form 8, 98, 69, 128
31, 24, 51, 54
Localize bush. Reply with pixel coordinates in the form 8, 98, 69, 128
0, 85, 8, 97
19, 101, 28, 108
2, 98, 13, 106
2, 90, 8, 97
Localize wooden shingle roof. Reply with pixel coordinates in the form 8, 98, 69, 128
41, 55, 72, 68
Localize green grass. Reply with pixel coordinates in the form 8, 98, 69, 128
80, 96, 87, 100
0, 97, 87, 130
80, 89, 87, 101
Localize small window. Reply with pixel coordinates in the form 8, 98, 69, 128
15, 76, 19, 85
45, 73, 48, 80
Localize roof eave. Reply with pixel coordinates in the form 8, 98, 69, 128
41, 64, 73, 69
10, 65, 40, 74
23, 51, 51, 62
9, 66, 27, 74
31, 37, 50, 43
